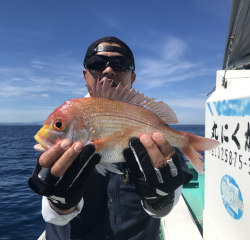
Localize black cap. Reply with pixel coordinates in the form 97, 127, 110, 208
84, 36, 135, 71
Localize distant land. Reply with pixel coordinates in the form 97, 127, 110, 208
0, 121, 45, 125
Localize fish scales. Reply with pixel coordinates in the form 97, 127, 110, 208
79, 97, 197, 162
78, 98, 170, 143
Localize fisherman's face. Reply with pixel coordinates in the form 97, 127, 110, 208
83, 42, 136, 92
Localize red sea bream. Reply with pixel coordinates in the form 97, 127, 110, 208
34, 79, 220, 175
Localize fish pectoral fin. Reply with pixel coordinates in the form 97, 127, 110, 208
92, 127, 138, 152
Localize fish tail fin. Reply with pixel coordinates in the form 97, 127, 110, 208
179, 132, 221, 175
95, 161, 122, 176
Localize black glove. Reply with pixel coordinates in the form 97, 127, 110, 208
28, 144, 100, 210
123, 138, 185, 210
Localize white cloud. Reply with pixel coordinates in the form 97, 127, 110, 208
0, 109, 53, 123
161, 37, 186, 60
32, 65, 43, 69
54, 80, 76, 86
137, 58, 194, 78
136, 67, 209, 90
0, 83, 48, 98
31, 94, 50, 98
0, 56, 86, 98
31, 60, 44, 65
134, 36, 214, 91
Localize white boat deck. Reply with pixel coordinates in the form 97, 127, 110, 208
161, 195, 203, 240
37, 231, 46, 240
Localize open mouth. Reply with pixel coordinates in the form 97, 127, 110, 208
100, 78, 118, 88
110, 81, 117, 88
34, 135, 49, 150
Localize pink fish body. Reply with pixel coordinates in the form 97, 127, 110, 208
35, 79, 220, 175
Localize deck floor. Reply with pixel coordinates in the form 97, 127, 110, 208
160, 195, 203, 240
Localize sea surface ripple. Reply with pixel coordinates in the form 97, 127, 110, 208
0, 125, 44, 240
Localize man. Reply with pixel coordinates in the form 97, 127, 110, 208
29, 36, 192, 240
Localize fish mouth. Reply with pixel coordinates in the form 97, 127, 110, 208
99, 77, 118, 88
34, 135, 50, 150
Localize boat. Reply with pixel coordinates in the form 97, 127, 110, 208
38, 1, 250, 239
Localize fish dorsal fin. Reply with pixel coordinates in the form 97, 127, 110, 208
89, 78, 178, 124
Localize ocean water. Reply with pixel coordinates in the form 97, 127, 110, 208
0, 125, 205, 240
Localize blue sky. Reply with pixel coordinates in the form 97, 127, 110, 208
0, 0, 231, 124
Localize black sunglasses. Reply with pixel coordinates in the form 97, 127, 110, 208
84, 55, 134, 72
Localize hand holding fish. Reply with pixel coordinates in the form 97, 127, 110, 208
139, 132, 176, 169
123, 135, 184, 211
38, 140, 83, 177
28, 142, 100, 213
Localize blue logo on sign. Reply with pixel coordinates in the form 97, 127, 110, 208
221, 175, 244, 219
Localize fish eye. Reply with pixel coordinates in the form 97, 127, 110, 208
55, 121, 62, 129
53, 119, 66, 131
